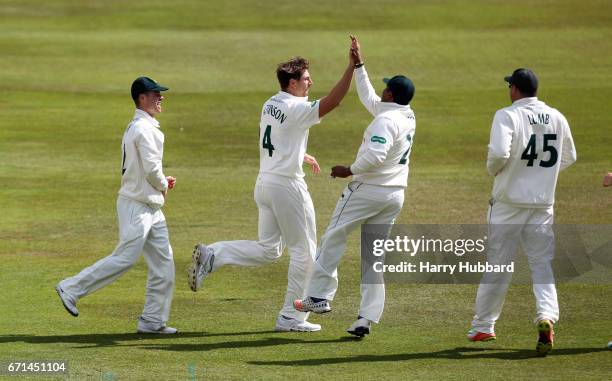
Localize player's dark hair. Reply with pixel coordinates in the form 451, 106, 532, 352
276, 57, 309, 90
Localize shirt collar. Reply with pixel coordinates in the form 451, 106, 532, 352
133, 108, 160, 128
379, 101, 413, 114
512, 97, 538, 106
277, 90, 309, 101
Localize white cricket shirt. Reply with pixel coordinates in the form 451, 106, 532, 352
118, 109, 168, 208
488, 97, 576, 207
350, 67, 416, 187
258, 91, 320, 179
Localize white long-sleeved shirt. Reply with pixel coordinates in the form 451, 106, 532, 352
258, 91, 320, 178
487, 97, 576, 207
118, 109, 168, 208
350, 67, 416, 187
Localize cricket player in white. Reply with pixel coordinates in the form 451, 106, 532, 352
188, 41, 356, 332
295, 36, 416, 337
56, 77, 178, 334
467, 68, 576, 355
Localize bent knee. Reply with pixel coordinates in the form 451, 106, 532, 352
261, 244, 283, 261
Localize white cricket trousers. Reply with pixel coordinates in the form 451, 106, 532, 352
60, 196, 175, 328
471, 201, 558, 333
209, 174, 317, 321
306, 182, 404, 323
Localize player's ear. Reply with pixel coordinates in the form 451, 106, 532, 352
288, 78, 297, 90
382, 88, 392, 102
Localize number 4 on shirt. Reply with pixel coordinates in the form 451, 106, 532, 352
262, 125, 275, 157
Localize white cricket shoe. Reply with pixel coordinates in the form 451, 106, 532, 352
347, 317, 371, 337
55, 284, 78, 317
188, 243, 215, 292
274, 315, 321, 332
293, 297, 331, 314
137, 320, 178, 334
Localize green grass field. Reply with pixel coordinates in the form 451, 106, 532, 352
1, 0, 611, 379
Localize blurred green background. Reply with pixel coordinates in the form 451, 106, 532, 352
0, 1, 610, 379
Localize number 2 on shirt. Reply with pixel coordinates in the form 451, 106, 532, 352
399, 134, 413, 165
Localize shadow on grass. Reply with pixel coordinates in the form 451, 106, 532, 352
0, 330, 278, 348
138, 336, 360, 352
248, 346, 610, 365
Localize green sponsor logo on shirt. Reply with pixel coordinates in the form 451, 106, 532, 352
371, 136, 387, 144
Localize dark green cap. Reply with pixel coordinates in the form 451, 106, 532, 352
383, 75, 415, 105
504, 68, 538, 94
131, 76, 169, 101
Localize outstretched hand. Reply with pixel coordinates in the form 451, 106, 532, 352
348, 36, 356, 66
350, 35, 363, 64
304, 153, 321, 174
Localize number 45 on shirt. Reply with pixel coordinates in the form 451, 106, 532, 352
521, 133, 558, 168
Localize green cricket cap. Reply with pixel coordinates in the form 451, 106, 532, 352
504, 68, 538, 94
383, 75, 415, 105
131, 76, 169, 101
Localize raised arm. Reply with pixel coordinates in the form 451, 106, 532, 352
351, 35, 380, 116
318, 37, 356, 118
